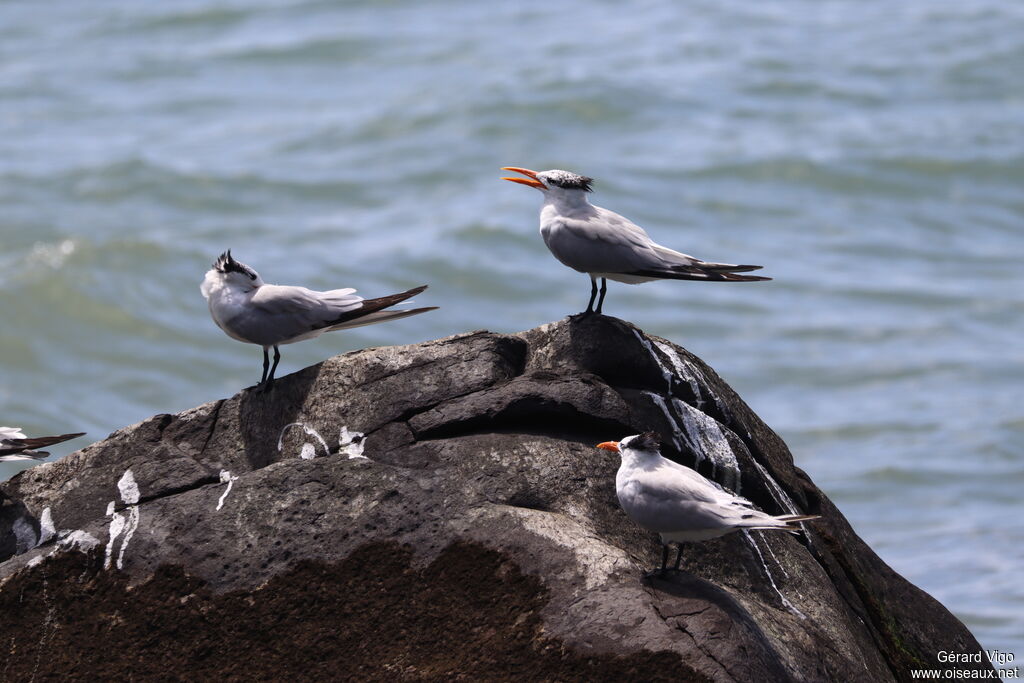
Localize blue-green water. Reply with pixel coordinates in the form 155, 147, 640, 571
2, 0, 1022, 653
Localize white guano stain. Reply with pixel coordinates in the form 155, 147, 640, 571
743, 530, 805, 619
759, 531, 790, 580
635, 331, 744, 493
103, 507, 125, 570
672, 398, 741, 493
641, 391, 685, 453
216, 470, 238, 511
635, 330, 715, 409
640, 390, 742, 494
653, 338, 737, 426
651, 338, 705, 408
748, 458, 813, 543
117, 468, 140, 505
104, 468, 141, 570
117, 507, 139, 570
632, 330, 674, 390
338, 426, 367, 460
638, 330, 739, 432
277, 422, 330, 459
37, 508, 56, 546
20, 530, 102, 572
749, 459, 798, 515
57, 530, 100, 552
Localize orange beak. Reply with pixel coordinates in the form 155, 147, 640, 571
595, 441, 620, 453
501, 166, 547, 190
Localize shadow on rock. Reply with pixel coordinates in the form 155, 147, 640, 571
237, 362, 325, 470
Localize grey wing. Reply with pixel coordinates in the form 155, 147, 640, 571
659, 458, 755, 506
622, 466, 759, 533
238, 285, 363, 343
552, 207, 767, 280
650, 243, 765, 274
548, 209, 668, 273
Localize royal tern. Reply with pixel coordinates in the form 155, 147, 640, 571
502, 167, 770, 314
0, 427, 85, 462
597, 433, 818, 573
201, 251, 437, 391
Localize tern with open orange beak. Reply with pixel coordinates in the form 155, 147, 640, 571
500, 167, 547, 190
597, 432, 818, 575
501, 167, 770, 316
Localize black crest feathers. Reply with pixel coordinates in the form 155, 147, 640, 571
544, 170, 594, 192
635, 431, 662, 451
213, 250, 257, 280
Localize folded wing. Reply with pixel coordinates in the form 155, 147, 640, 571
553, 208, 769, 281
320, 285, 438, 332
239, 284, 434, 344
622, 463, 799, 534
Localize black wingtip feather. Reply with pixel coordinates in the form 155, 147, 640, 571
319, 286, 433, 329
0, 431, 85, 457
676, 263, 764, 273
631, 269, 772, 282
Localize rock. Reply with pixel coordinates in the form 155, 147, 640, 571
0, 316, 991, 682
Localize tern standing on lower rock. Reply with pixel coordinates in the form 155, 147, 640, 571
597, 433, 818, 575
201, 251, 437, 392
501, 167, 770, 315
0, 427, 85, 462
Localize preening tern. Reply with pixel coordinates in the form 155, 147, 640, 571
201, 251, 437, 391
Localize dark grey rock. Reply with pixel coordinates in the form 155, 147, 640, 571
0, 316, 991, 682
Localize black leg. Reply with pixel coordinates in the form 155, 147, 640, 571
645, 544, 671, 578
260, 348, 270, 386
584, 277, 598, 314
673, 544, 683, 571
595, 278, 608, 315
263, 345, 281, 392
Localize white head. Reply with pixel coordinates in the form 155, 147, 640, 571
200, 250, 264, 299
501, 167, 594, 206
596, 432, 662, 458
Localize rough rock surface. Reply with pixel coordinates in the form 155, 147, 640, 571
0, 316, 990, 682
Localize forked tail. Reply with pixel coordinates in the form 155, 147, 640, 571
320, 284, 438, 332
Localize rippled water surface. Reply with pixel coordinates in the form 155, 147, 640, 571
2, 0, 1022, 653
